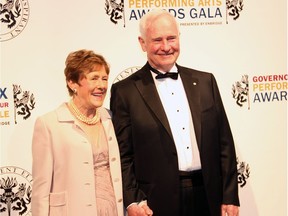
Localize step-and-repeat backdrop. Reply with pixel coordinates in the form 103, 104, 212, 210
0, 0, 287, 215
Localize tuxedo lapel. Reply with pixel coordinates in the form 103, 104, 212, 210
179, 67, 202, 149
135, 64, 173, 139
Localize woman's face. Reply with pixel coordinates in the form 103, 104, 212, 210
70, 65, 108, 111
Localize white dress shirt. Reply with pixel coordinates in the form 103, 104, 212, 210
151, 65, 201, 171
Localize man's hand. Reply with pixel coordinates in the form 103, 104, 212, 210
127, 203, 153, 216
221, 204, 239, 216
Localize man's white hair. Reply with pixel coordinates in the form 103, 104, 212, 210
139, 9, 179, 39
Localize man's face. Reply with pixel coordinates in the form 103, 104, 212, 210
139, 15, 180, 72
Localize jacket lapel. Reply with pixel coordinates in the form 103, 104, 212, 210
135, 63, 173, 139
178, 67, 202, 149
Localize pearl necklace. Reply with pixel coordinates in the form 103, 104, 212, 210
68, 100, 100, 125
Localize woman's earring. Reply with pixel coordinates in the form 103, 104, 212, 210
73, 89, 77, 94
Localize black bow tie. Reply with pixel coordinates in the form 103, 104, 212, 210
149, 65, 179, 80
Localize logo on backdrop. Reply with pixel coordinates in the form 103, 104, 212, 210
237, 158, 250, 188
105, 0, 125, 26
226, 0, 244, 23
113, 66, 141, 83
0, 0, 30, 42
13, 84, 35, 124
232, 74, 288, 109
232, 75, 250, 109
0, 166, 32, 216
0, 84, 35, 126
104, 0, 244, 27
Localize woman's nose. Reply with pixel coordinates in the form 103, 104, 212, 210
97, 79, 106, 89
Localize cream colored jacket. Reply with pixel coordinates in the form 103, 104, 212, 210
31, 103, 124, 216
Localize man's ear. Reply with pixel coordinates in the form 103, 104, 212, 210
138, 36, 147, 52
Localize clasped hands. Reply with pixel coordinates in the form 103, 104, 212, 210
221, 204, 239, 216
127, 202, 153, 216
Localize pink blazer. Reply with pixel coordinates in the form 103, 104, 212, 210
32, 103, 124, 216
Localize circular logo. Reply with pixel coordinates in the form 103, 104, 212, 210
0, 0, 30, 42
113, 66, 141, 83
0, 166, 32, 216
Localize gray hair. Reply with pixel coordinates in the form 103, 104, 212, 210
139, 9, 179, 39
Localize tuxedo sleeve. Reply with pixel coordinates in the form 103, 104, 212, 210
110, 83, 147, 208
211, 74, 240, 206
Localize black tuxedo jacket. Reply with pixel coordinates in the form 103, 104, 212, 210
110, 62, 239, 216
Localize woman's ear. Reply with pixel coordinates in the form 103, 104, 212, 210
67, 80, 77, 92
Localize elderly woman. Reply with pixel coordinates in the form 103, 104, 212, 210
31, 49, 124, 216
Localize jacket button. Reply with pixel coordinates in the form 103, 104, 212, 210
109, 137, 112, 141
117, 198, 123, 203
111, 157, 116, 162
114, 178, 119, 182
